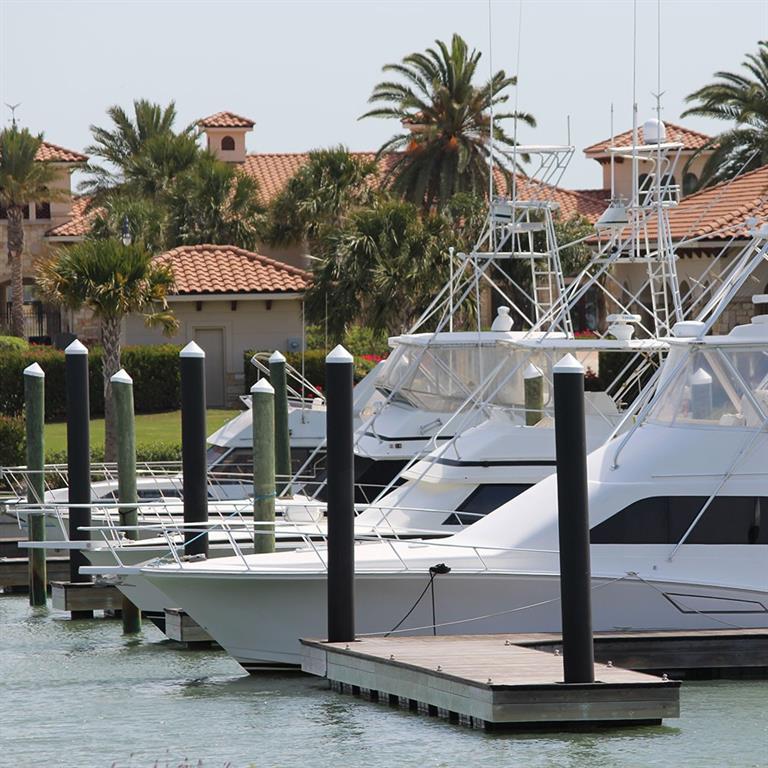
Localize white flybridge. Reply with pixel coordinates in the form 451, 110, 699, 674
138, 306, 768, 670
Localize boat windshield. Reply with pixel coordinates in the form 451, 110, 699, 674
375, 342, 552, 412
648, 346, 768, 428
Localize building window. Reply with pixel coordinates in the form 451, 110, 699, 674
637, 173, 650, 205
683, 173, 699, 196
0, 203, 30, 219
35, 202, 51, 219
221, 135, 235, 151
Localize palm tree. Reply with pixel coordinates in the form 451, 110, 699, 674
36, 240, 178, 461
264, 147, 377, 248
361, 33, 535, 210
682, 41, 768, 187
83, 100, 195, 192
0, 125, 62, 337
305, 196, 448, 337
167, 153, 265, 249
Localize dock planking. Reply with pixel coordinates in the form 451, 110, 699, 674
301, 634, 680, 730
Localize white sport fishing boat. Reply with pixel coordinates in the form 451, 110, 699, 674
77, 134, 692, 620
138, 303, 768, 669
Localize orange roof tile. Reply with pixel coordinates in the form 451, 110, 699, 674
35, 140, 88, 163
45, 197, 95, 238
156, 244, 311, 295
242, 151, 604, 220
584, 122, 712, 156
198, 111, 255, 129
648, 163, 768, 243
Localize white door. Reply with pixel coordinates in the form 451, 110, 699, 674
194, 328, 226, 407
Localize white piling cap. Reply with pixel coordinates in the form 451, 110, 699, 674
180, 341, 205, 358
65, 339, 88, 355
491, 306, 514, 332
690, 367, 713, 385
110, 368, 133, 385
268, 350, 286, 364
553, 353, 584, 375
251, 378, 275, 395
523, 363, 543, 380
326, 344, 353, 364
23, 362, 45, 378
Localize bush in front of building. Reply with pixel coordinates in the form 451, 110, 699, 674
243, 348, 385, 394
0, 344, 182, 418
0, 414, 25, 467
0, 336, 29, 351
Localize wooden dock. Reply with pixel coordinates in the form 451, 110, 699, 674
301, 635, 680, 730
164, 608, 215, 646
51, 581, 123, 613
521, 629, 768, 678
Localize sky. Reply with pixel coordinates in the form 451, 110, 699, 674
1, 0, 766, 190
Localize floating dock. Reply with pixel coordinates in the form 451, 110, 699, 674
301, 635, 681, 730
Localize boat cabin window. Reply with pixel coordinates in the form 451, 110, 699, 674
210, 448, 253, 476
649, 347, 768, 428
590, 496, 768, 545
206, 445, 230, 466
443, 483, 530, 525
376, 342, 551, 413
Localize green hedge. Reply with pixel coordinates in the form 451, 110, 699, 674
44, 442, 181, 466
0, 344, 182, 419
244, 349, 381, 393
0, 415, 25, 467
0, 336, 29, 351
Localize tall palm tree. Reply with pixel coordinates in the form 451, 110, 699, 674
36, 240, 178, 461
265, 147, 377, 248
82, 99, 198, 198
361, 33, 535, 210
0, 126, 62, 337
682, 41, 768, 188
168, 153, 265, 249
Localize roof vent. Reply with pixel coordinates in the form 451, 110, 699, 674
643, 118, 666, 144
491, 306, 514, 332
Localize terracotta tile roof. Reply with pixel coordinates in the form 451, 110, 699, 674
584, 122, 712, 156
647, 163, 768, 243
35, 140, 88, 163
198, 111, 255, 129
45, 197, 95, 238
241, 151, 390, 202
156, 244, 311, 295
241, 151, 604, 220
497, 172, 606, 222
573, 188, 612, 203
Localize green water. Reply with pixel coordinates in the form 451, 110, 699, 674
1, 596, 766, 768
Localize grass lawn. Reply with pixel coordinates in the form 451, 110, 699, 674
44, 409, 240, 453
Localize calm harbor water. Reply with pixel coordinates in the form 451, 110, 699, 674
1, 595, 766, 768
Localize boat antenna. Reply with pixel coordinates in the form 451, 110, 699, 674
631, 0, 639, 259
510, 0, 524, 204
610, 103, 616, 199
487, 0, 495, 203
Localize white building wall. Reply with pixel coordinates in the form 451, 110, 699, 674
124, 296, 303, 405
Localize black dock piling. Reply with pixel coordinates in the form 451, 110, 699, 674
65, 340, 93, 618
552, 353, 594, 684
180, 342, 208, 559
325, 344, 355, 643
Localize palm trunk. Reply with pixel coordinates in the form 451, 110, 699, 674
101, 314, 122, 463
7, 207, 25, 338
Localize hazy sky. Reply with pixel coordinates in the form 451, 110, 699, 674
1, 0, 766, 189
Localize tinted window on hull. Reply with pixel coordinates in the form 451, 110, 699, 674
443, 483, 531, 526
590, 496, 768, 545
